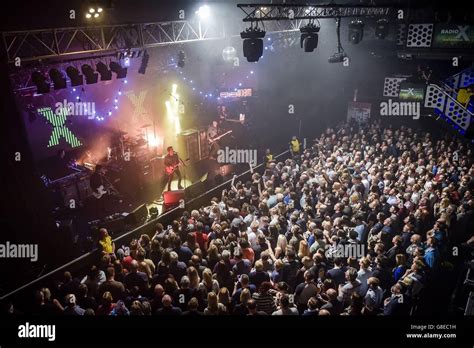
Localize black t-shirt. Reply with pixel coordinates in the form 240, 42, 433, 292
164, 153, 180, 167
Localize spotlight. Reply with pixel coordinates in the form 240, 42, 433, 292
177, 50, 185, 68
375, 19, 389, 39
32, 71, 50, 94
196, 5, 210, 20
300, 23, 320, 52
66, 66, 84, 86
81, 64, 98, 84
48, 68, 67, 90
123, 57, 130, 67
241, 27, 266, 62
138, 50, 149, 74
349, 19, 364, 44
110, 61, 128, 79
96, 62, 112, 80
85, 5, 103, 20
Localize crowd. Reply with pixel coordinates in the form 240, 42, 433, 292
9, 121, 474, 316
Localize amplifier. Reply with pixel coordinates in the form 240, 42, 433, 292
178, 129, 200, 163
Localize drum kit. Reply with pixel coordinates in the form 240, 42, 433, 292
108, 124, 154, 161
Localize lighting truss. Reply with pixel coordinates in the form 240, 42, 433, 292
237, 4, 393, 22
2, 18, 306, 65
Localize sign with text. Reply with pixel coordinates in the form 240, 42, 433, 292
432, 24, 474, 48
220, 88, 253, 99
347, 102, 371, 124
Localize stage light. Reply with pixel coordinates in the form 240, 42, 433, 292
97, 7, 103, 13
196, 5, 210, 20
177, 50, 185, 68
300, 23, 320, 52
66, 66, 84, 86
375, 19, 389, 39
241, 27, 266, 62
86, 13, 92, 19
349, 19, 364, 44
110, 61, 128, 79
138, 50, 149, 75
32, 71, 50, 94
96, 62, 112, 81
89, 8, 95, 13
123, 57, 130, 67
81, 64, 98, 84
49, 68, 67, 90
94, 13, 99, 18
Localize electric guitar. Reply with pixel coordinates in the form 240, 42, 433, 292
165, 159, 189, 175
208, 130, 233, 144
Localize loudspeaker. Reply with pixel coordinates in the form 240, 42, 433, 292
184, 173, 209, 200
163, 190, 185, 211
125, 203, 149, 225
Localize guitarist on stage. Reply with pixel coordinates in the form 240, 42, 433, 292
164, 146, 185, 191
207, 120, 221, 160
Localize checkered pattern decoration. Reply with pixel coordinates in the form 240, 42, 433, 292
425, 84, 447, 109
396, 24, 406, 46
406, 24, 433, 47
383, 77, 406, 97
460, 68, 474, 88
445, 100, 472, 130
425, 84, 472, 131
445, 75, 460, 89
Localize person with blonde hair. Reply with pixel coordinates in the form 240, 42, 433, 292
274, 234, 288, 259
218, 287, 232, 312
298, 240, 310, 259
204, 292, 227, 315
187, 266, 200, 290
233, 288, 251, 315
198, 268, 220, 297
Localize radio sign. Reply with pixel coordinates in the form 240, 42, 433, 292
432, 24, 474, 48
220, 88, 253, 99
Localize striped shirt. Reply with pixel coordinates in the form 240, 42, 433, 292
252, 293, 276, 315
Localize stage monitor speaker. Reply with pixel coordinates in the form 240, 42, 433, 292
125, 203, 149, 225
184, 172, 209, 200
163, 190, 185, 211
